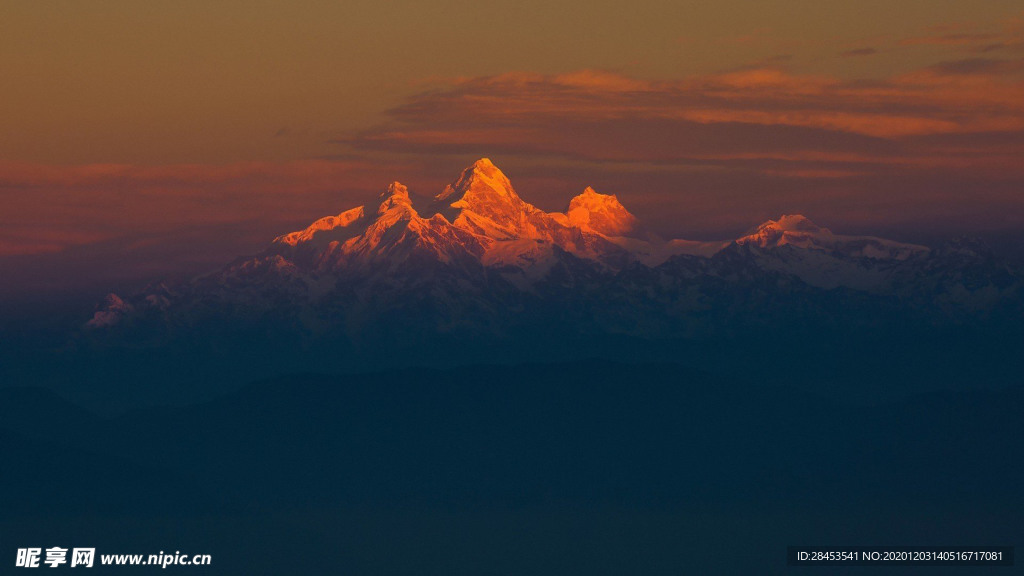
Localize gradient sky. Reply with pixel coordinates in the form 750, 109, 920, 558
2, 1, 1024, 298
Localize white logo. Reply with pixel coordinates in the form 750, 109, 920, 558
16, 548, 41, 568
71, 548, 95, 568
44, 547, 68, 568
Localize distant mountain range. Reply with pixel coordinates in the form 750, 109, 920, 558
86, 159, 1021, 347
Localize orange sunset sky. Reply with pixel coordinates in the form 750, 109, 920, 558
2, 1, 1024, 296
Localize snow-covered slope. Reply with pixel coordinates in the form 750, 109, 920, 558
730, 214, 931, 291
737, 214, 928, 260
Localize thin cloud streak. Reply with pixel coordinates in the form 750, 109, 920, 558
898, 13, 1024, 53
0, 159, 400, 258
840, 47, 879, 58
352, 63, 1024, 168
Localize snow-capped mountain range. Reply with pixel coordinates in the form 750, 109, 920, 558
267, 158, 726, 273
88, 159, 1020, 341
266, 158, 935, 276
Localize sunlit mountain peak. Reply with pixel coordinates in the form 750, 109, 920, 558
566, 186, 640, 238
738, 214, 829, 247
377, 181, 415, 216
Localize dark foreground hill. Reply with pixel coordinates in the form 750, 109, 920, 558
1, 362, 1020, 575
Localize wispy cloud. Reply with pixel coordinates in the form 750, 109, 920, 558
840, 47, 878, 58
899, 13, 1024, 54
351, 62, 1024, 161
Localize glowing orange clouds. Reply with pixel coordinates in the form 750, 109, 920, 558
358, 60, 1024, 144
0, 159, 400, 258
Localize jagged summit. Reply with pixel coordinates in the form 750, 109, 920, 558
565, 187, 641, 238
431, 158, 535, 240
738, 214, 830, 248
435, 158, 517, 204
760, 214, 821, 233
737, 214, 928, 261
378, 181, 415, 216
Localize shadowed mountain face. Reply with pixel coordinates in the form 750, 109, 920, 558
88, 158, 1018, 334
0, 158, 1009, 408
1, 363, 1020, 575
